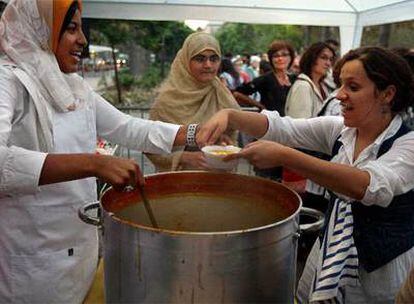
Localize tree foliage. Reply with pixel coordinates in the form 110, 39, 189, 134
89, 19, 192, 62
131, 21, 193, 61
88, 19, 192, 100
89, 20, 132, 48
362, 21, 414, 48
215, 23, 303, 55
88, 20, 134, 103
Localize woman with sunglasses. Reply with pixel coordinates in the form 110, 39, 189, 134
147, 32, 239, 172
234, 40, 296, 181
235, 40, 296, 115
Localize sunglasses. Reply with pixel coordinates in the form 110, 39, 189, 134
192, 54, 221, 64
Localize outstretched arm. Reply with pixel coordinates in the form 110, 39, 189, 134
226, 140, 370, 200
197, 109, 268, 146
284, 147, 369, 200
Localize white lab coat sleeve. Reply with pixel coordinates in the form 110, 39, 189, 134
0, 146, 47, 196
359, 132, 414, 207
261, 110, 344, 154
93, 91, 180, 155
0, 69, 47, 196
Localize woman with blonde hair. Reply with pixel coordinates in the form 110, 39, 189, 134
147, 32, 239, 172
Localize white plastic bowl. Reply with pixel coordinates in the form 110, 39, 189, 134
201, 145, 242, 171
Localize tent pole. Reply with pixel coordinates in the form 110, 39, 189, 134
339, 14, 363, 55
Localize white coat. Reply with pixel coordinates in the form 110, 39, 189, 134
0, 64, 179, 303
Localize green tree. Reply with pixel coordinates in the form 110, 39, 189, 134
89, 20, 132, 104
215, 23, 303, 55
362, 21, 414, 49
131, 21, 192, 59
130, 21, 192, 77
215, 23, 343, 56
90, 20, 192, 86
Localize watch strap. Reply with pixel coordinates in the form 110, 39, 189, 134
186, 123, 198, 147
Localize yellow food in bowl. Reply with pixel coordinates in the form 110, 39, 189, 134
210, 150, 235, 156
201, 145, 241, 171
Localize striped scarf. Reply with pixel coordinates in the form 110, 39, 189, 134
310, 197, 360, 303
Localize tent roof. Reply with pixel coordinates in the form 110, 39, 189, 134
83, 0, 413, 26
83, 0, 414, 54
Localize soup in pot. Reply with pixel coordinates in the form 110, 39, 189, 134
114, 192, 289, 232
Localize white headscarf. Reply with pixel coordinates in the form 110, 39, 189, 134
0, 0, 87, 151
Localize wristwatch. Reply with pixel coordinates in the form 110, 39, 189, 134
186, 123, 198, 147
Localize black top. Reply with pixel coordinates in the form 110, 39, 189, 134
236, 72, 296, 116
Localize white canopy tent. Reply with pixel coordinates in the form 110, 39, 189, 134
83, 0, 414, 55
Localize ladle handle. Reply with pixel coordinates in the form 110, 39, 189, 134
137, 185, 159, 229
78, 202, 101, 226
299, 207, 325, 233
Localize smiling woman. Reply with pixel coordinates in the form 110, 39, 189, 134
196, 46, 414, 303
54, 1, 86, 73
0, 0, 195, 302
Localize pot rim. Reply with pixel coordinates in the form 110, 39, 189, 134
103, 171, 303, 236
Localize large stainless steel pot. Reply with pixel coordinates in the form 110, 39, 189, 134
79, 171, 323, 303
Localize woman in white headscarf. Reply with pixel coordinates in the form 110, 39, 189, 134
0, 0, 192, 302
147, 32, 240, 172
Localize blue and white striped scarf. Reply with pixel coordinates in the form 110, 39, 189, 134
310, 197, 360, 303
